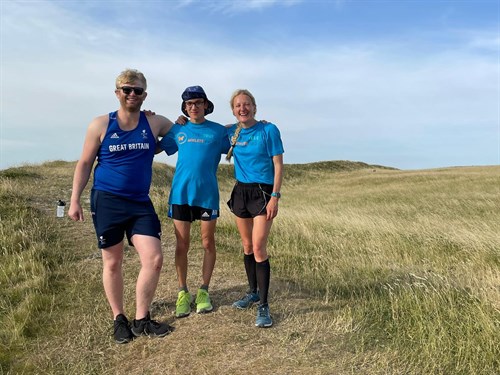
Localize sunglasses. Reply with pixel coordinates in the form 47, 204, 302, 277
119, 86, 145, 95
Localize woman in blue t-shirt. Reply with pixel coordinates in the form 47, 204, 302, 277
226, 89, 284, 328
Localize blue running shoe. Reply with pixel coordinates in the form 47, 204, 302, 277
255, 304, 273, 328
232, 292, 260, 309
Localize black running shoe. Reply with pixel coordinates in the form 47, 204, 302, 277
114, 314, 133, 344
131, 312, 173, 338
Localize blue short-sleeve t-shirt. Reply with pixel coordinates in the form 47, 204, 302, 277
227, 121, 284, 185
159, 120, 230, 210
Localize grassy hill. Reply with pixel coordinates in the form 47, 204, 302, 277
0, 160, 499, 374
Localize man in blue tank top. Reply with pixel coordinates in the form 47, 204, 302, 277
158, 86, 230, 318
68, 69, 175, 344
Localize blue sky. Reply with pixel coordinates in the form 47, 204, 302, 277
1, 0, 499, 170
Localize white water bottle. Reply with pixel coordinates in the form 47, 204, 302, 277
56, 200, 66, 217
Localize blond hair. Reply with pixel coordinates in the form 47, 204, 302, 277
115, 68, 147, 89
225, 123, 242, 162
229, 89, 257, 112
226, 89, 257, 162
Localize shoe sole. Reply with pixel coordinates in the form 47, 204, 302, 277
233, 300, 259, 310
131, 328, 173, 338
196, 306, 214, 314
115, 337, 133, 344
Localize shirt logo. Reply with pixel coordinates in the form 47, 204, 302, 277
177, 132, 187, 144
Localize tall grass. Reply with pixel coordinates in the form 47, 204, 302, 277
0, 168, 70, 372
1, 161, 498, 374
248, 166, 499, 374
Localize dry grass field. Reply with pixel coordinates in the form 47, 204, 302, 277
1, 160, 499, 374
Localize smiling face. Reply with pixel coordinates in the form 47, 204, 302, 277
231, 93, 257, 126
115, 79, 147, 112
184, 98, 207, 123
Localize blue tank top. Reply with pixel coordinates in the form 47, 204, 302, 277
93, 111, 156, 201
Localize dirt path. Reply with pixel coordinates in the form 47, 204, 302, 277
19, 162, 368, 374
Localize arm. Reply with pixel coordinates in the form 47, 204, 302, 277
68, 116, 107, 221
150, 114, 174, 138
266, 153, 283, 221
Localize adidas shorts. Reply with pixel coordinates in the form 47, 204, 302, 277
168, 204, 219, 222
90, 189, 161, 249
227, 181, 273, 218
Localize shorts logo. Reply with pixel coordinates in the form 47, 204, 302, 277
99, 236, 107, 246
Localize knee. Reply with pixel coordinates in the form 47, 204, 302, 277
176, 238, 190, 254
241, 240, 253, 254
142, 252, 163, 272
201, 236, 216, 254
152, 253, 163, 271
252, 245, 268, 261
103, 258, 122, 273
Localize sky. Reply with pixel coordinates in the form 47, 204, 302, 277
1, 0, 499, 170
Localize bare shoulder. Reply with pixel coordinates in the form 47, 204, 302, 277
87, 114, 109, 135
148, 114, 174, 137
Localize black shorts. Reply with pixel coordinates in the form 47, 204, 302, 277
90, 189, 161, 249
168, 204, 219, 222
227, 182, 273, 218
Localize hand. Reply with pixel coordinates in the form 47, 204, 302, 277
266, 197, 279, 221
176, 115, 188, 125
143, 109, 156, 116
68, 202, 84, 221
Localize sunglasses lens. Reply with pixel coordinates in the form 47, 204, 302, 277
121, 87, 143, 95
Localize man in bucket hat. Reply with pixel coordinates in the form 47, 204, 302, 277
159, 86, 230, 318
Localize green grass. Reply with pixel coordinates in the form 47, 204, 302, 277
0, 161, 498, 374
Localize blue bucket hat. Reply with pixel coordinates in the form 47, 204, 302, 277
181, 85, 214, 116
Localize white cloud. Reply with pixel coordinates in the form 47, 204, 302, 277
1, 0, 498, 170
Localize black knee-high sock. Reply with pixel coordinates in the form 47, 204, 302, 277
256, 259, 271, 305
244, 253, 257, 293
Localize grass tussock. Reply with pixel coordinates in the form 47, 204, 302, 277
0, 161, 499, 374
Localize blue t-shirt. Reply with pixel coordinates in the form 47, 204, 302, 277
93, 111, 156, 201
227, 121, 284, 185
159, 120, 230, 210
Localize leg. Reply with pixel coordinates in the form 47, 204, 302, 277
236, 217, 258, 291
252, 215, 274, 305
173, 220, 191, 289
251, 215, 273, 262
200, 219, 217, 287
101, 241, 125, 319
130, 234, 173, 338
235, 217, 254, 255
132, 234, 163, 319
